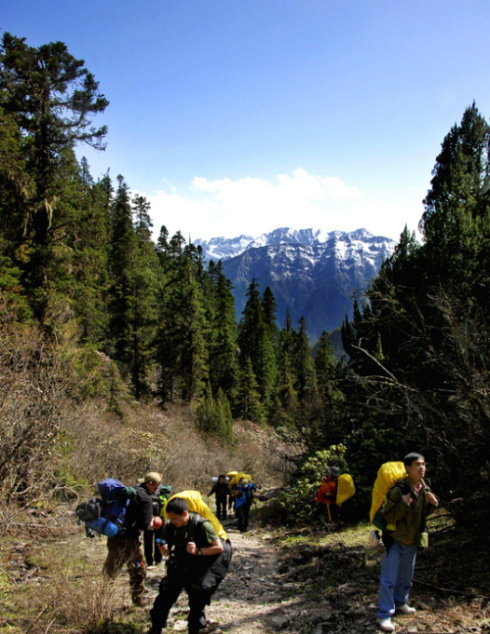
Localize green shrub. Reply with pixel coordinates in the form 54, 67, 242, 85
279, 445, 349, 524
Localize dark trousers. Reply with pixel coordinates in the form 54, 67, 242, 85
150, 541, 232, 632
236, 503, 250, 532
216, 496, 228, 520
144, 525, 164, 566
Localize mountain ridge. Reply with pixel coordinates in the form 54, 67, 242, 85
196, 227, 396, 342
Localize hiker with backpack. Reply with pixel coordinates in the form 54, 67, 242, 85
144, 481, 172, 568
208, 474, 231, 520
145, 496, 232, 634
103, 472, 163, 607
233, 477, 256, 532
375, 453, 439, 632
315, 465, 340, 526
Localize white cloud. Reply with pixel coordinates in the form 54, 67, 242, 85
141, 168, 423, 243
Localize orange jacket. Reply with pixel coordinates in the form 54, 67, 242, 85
316, 477, 338, 505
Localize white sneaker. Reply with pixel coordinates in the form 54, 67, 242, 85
377, 617, 395, 631
397, 604, 416, 614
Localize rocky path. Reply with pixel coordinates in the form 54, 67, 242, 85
8, 509, 489, 634
145, 526, 302, 634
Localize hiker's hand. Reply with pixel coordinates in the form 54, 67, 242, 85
187, 541, 198, 555
157, 542, 169, 556
426, 491, 439, 507
401, 492, 413, 506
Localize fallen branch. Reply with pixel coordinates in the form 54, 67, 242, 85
413, 578, 490, 601
24, 605, 52, 634
430, 525, 456, 536
280, 561, 320, 581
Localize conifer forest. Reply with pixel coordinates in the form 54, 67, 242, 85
1, 31, 489, 530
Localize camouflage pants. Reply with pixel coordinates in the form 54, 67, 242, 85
103, 535, 146, 603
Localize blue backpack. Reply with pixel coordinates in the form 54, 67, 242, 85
77, 479, 136, 537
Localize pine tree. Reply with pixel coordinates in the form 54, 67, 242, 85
314, 331, 344, 443
129, 193, 160, 398
176, 249, 209, 401
155, 235, 209, 403
0, 105, 32, 321
238, 280, 277, 412
272, 312, 299, 427
0, 33, 108, 322
196, 385, 234, 444
236, 357, 266, 423
72, 170, 113, 345
292, 317, 318, 403
107, 176, 135, 371
261, 285, 279, 342
207, 261, 239, 400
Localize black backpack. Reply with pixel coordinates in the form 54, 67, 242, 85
76, 497, 102, 523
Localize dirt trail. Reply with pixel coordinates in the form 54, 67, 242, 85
145, 526, 299, 634
8, 506, 488, 634
142, 522, 490, 634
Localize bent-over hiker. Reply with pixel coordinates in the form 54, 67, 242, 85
145, 497, 232, 634
103, 471, 162, 606
376, 452, 439, 632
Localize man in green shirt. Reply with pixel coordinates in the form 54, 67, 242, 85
146, 497, 232, 634
376, 453, 439, 632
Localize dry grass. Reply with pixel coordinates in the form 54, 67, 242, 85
61, 398, 288, 497
0, 321, 293, 633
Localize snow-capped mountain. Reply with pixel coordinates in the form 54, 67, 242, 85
196, 228, 396, 342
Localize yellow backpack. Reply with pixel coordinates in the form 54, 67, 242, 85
228, 471, 252, 488
370, 461, 406, 530
336, 473, 356, 506
164, 490, 228, 541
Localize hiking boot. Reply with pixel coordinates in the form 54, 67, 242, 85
397, 603, 416, 614
132, 595, 151, 607
377, 617, 395, 631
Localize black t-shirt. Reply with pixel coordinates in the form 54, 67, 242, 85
164, 513, 219, 565
124, 484, 154, 539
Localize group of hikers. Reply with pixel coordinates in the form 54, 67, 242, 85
208, 473, 256, 532
77, 451, 438, 633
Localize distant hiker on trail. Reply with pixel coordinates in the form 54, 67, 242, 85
103, 472, 163, 606
376, 453, 439, 632
315, 465, 340, 525
145, 497, 232, 634
144, 480, 172, 568
208, 474, 231, 520
233, 477, 256, 532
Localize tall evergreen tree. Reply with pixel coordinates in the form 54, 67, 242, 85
129, 194, 160, 398
155, 235, 209, 403
314, 331, 344, 444
340, 104, 490, 513
236, 357, 266, 423
107, 176, 136, 368
0, 33, 108, 322
272, 310, 299, 427
207, 261, 239, 399
238, 280, 277, 412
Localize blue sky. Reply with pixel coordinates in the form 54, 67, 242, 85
3, 1, 490, 241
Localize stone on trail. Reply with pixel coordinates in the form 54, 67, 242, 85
268, 614, 290, 629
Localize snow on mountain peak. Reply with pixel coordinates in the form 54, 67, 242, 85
196, 227, 394, 262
